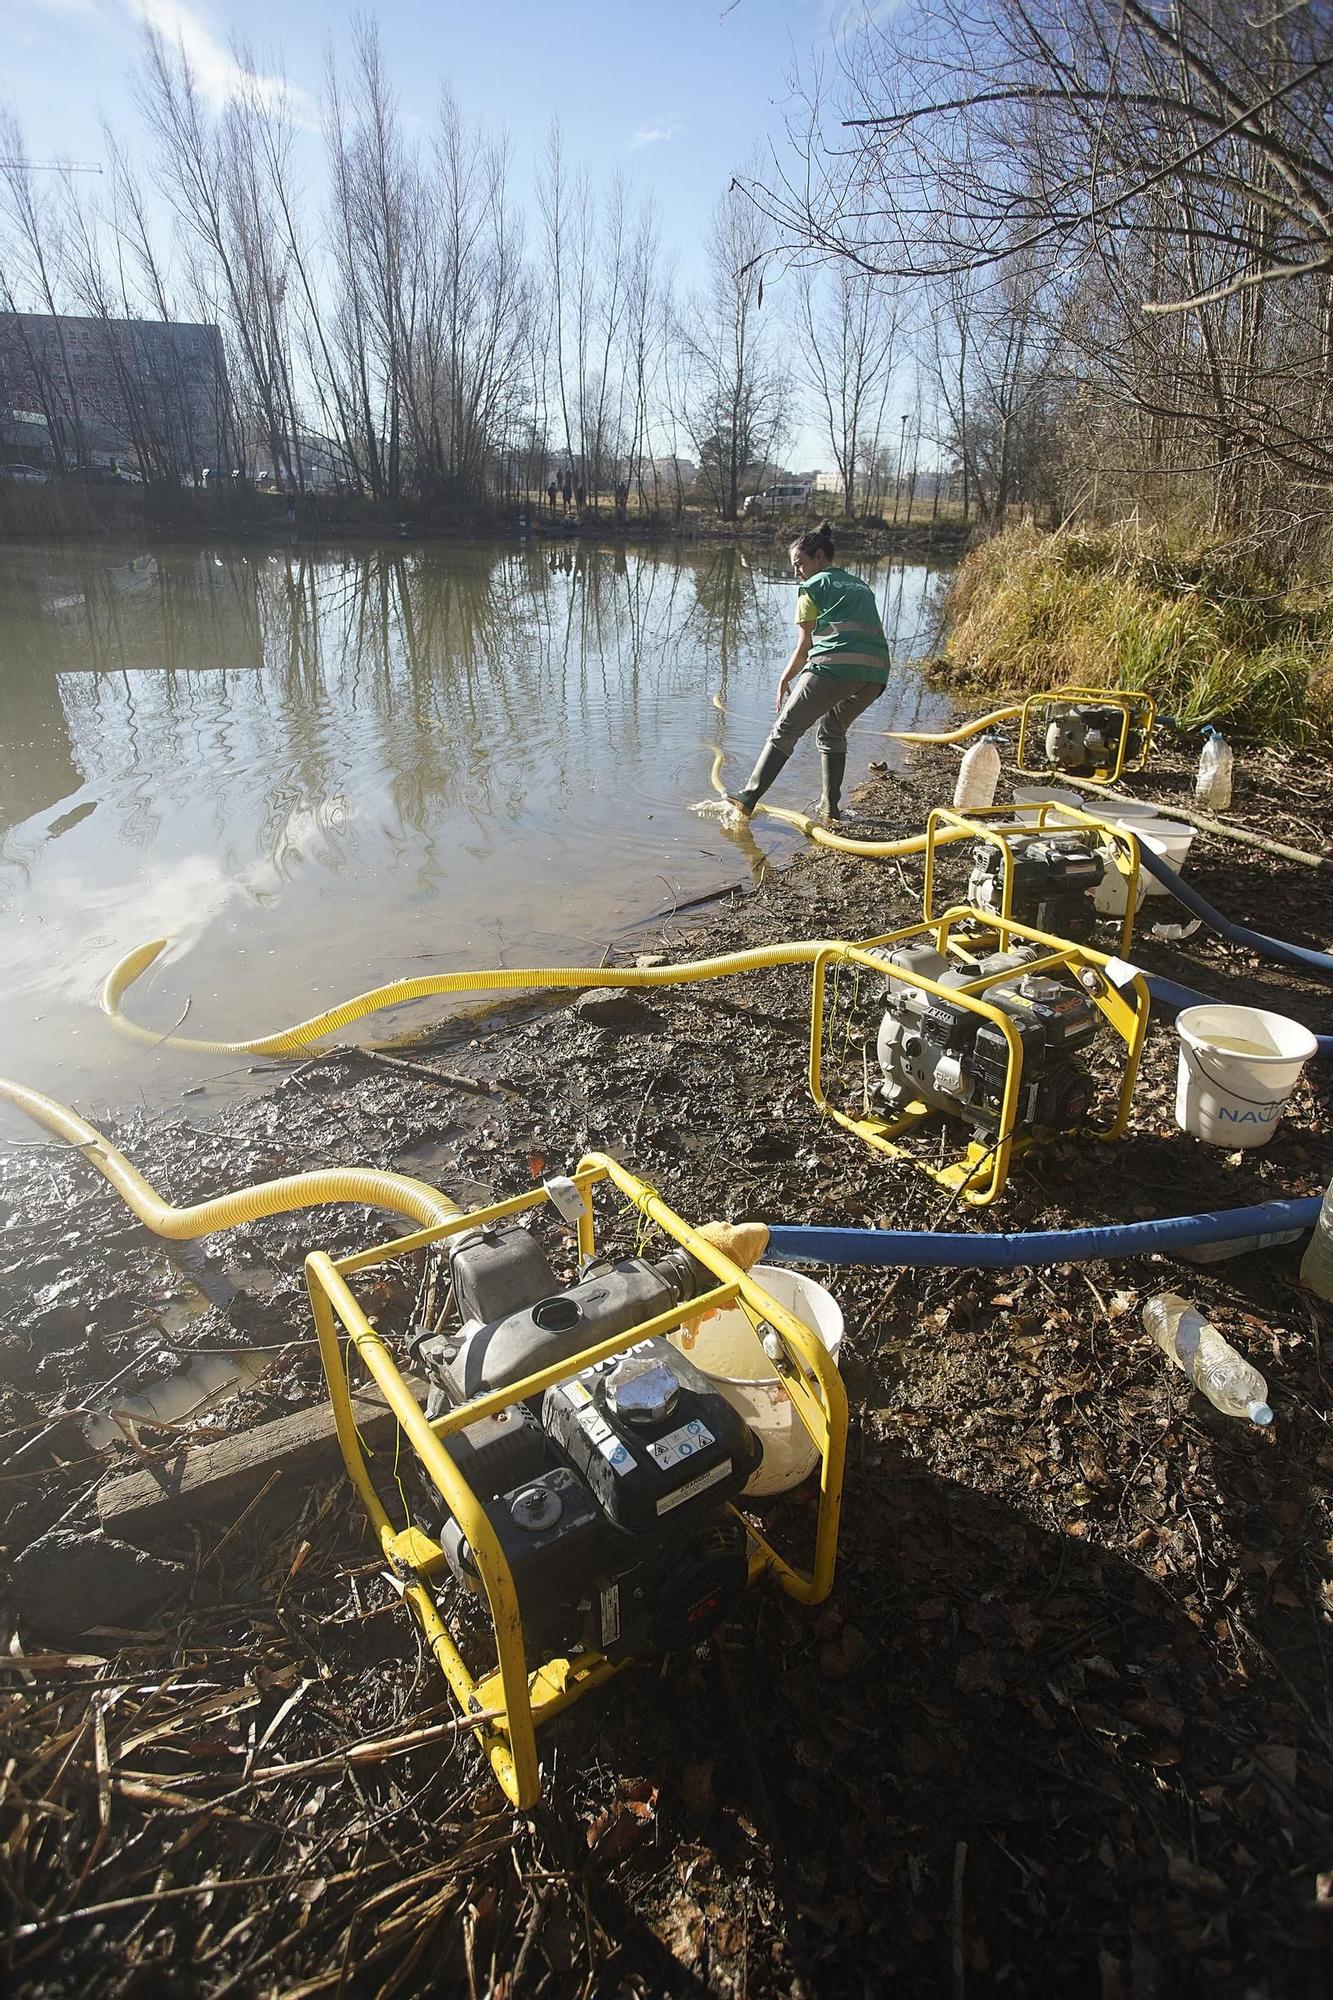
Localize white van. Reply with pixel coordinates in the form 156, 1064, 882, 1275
742, 481, 814, 516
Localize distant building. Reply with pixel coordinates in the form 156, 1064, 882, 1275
0, 313, 230, 483
252, 433, 351, 493
646, 455, 698, 490
0, 408, 53, 469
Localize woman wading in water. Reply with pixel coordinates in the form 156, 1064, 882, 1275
728, 521, 891, 823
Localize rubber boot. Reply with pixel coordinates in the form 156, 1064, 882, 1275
819, 750, 847, 822
728, 738, 792, 816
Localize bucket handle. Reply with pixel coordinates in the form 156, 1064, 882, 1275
1180, 1039, 1299, 1110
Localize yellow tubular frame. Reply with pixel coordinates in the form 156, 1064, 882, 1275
807, 906, 1149, 1206
1017, 687, 1156, 785
921, 802, 1144, 958
306, 1157, 848, 1810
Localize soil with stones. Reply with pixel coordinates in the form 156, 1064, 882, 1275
1, 736, 1331, 1999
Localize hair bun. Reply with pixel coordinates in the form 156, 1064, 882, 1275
791, 521, 836, 562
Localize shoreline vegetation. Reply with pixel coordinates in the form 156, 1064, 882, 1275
0, 481, 971, 559
936, 523, 1333, 749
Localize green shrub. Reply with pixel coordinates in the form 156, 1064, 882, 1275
943, 525, 1333, 746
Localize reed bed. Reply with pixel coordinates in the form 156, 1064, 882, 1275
942, 524, 1333, 746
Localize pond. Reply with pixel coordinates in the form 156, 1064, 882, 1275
0, 538, 955, 1105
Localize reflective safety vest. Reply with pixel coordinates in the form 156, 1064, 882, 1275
797, 568, 892, 683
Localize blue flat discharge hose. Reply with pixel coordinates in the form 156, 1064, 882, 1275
1137, 843, 1333, 982
765, 1198, 1320, 1270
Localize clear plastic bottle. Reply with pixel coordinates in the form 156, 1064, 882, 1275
1299, 1173, 1333, 1301
1195, 727, 1233, 810
1142, 1291, 1272, 1424
954, 735, 1002, 811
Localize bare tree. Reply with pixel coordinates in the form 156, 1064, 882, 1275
137, 26, 305, 485
677, 181, 789, 520
738, 0, 1333, 523
620, 197, 667, 508
0, 111, 91, 469
798, 263, 902, 516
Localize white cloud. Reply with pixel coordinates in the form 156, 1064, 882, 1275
127, 0, 314, 124
823, 0, 906, 39
630, 121, 679, 150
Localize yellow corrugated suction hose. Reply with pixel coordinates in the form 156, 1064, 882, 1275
95, 690, 1006, 1061
705, 743, 938, 857
877, 704, 1021, 745
706, 713, 983, 863
0, 1074, 460, 1235
102, 935, 845, 1058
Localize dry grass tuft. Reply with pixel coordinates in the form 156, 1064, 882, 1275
943, 523, 1333, 745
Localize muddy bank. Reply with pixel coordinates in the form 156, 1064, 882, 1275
1, 740, 1331, 1997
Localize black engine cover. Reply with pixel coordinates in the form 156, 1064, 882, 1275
597, 1517, 751, 1656
543, 1338, 761, 1534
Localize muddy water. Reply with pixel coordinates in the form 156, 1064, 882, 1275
0, 538, 954, 1105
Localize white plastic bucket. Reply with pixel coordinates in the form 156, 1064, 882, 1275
1092, 795, 1158, 821
1010, 784, 1088, 821
1008, 785, 1153, 834
669, 1265, 843, 1495
1112, 815, 1195, 895
1174, 1004, 1318, 1148
1091, 831, 1162, 916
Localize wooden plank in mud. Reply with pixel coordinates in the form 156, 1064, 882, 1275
97, 1377, 427, 1542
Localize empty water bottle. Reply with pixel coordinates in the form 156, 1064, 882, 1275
954, 734, 1002, 811
1142, 1291, 1272, 1424
1195, 726, 1233, 810
1299, 1172, 1333, 1301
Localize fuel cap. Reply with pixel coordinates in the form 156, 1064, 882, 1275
1018, 973, 1066, 1003
510, 1483, 563, 1531
606, 1358, 680, 1427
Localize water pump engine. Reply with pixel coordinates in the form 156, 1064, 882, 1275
414, 1226, 762, 1663
967, 830, 1107, 942
1042, 700, 1144, 776
876, 940, 1100, 1136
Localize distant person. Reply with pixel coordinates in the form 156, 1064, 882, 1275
547, 476, 558, 510
286, 488, 297, 526
562, 474, 573, 512
726, 520, 890, 824
575, 481, 585, 510
615, 480, 629, 516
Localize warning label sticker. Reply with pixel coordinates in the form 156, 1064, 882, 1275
577, 1404, 613, 1446
656, 1458, 733, 1514
574, 1403, 634, 1477
597, 1433, 635, 1477
648, 1418, 716, 1471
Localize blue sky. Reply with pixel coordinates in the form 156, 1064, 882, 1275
1, 0, 878, 465
3, 0, 826, 275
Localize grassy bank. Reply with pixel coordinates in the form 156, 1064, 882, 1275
941, 524, 1333, 745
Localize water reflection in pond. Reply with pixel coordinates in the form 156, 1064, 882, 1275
0, 539, 955, 1104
